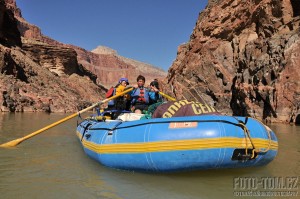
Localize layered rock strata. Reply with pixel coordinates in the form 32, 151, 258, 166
166, 0, 300, 123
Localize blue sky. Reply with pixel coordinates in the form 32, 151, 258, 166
16, 0, 207, 71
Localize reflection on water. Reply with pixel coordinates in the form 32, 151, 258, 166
0, 113, 299, 199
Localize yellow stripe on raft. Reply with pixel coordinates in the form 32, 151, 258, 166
76, 131, 278, 154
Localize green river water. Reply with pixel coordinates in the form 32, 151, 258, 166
0, 112, 299, 199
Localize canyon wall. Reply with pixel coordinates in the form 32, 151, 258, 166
0, 0, 166, 112
165, 0, 300, 123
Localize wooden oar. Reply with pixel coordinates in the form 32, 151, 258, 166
0, 88, 133, 148
158, 91, 176, 101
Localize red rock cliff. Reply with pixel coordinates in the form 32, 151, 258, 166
8, 0, 167, 88
0, 0, 166, 112
1, 0, 104, 112
166, 0, 300, 123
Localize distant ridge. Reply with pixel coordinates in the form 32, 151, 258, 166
91, 46, 117, 55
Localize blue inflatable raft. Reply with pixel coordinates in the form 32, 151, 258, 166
76, 114, 278, 172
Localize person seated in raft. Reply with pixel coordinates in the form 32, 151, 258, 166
115, 77, 131, 111
148, 79, 163, 105
129, 75, 160, 113
106, 77, 131, 118
138, 80, 164, 119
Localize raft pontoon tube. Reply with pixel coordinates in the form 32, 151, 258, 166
76, 114, 278, 172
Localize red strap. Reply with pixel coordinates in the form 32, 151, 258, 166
137, 88, 146, 102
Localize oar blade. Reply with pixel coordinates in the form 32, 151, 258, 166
0, 138, 23, 148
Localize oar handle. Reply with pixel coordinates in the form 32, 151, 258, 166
0, 87, 134, 147
159, 91, 176, 101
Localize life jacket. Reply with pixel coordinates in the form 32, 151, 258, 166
107, 88, 116, 106
131, 87, 150, 105
106, 87, 115, 98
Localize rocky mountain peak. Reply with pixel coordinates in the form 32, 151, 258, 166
91, 46, 117, 55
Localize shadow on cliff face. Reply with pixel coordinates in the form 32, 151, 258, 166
262, 96, 277, 120
291, 0, 300, 17
295, 114, 300, 125
0, 0, 21, 47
